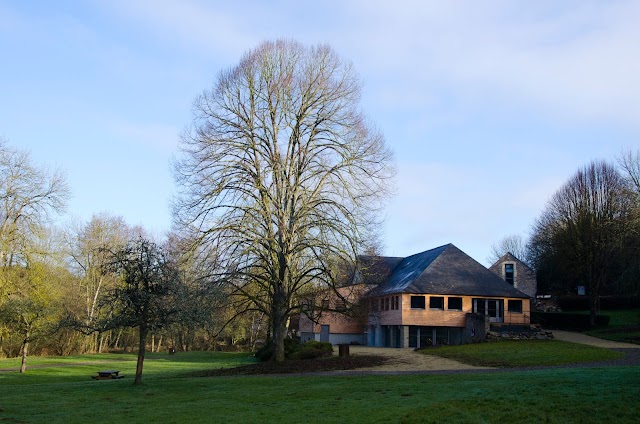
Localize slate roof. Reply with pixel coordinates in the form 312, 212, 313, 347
356, 255, 404, 286
368, 244, 529, 298
489, 252, 534, 274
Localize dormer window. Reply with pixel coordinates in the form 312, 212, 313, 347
504, 263, 514, 285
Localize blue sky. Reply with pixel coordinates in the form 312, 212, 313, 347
1, 0, 638, 264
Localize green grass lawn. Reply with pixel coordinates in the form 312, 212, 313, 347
420, 339, 622, 367
1, 349, 638, 423
584, 309, 640, 344
0, 351, 255, 385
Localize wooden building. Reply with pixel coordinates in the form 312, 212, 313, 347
298, 244, 531, 347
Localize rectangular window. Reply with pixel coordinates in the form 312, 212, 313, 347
335, 299, 346, 311
385, 297, 390, 311
321, 299, 329, 309
505, 264, 515, 285
448, 297, 463, 310
429, 296, 444, 310
410, 296, 425, 309
395, 295, 400, 310
508, 299, 523, 313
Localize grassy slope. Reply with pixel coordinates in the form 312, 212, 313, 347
420, 340, 622, 367
0, 348, 637, 424
585, 309, 640, 344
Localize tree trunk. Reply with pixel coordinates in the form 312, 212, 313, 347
156, 335, 163, 353
113, 329, 122, 349
271, 295, 288, 362
589, 291, 599, 327
20, 319, 31, 374
20, 330, 29, 373
134, 324, 148, 385
589, 274, 601, 327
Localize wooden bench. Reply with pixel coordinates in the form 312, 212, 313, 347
91, 370, 124, 380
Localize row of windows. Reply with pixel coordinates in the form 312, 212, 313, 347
318, 299, 347, 311
410, 296, 462, 310
372, 296, 524, 314
411, 296, 524, 314
372, 295, 400, 311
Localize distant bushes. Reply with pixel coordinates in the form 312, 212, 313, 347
557, 295, 640, 311
532, 311, 610, 330
255, 339, 333, 362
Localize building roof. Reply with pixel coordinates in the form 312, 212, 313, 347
368, 244, 529, 298
489, 252, 535, 273
356, 255, 404, 286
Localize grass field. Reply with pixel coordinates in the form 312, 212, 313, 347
420, 339, 623, 367
1, 345, 638, 423
585, 309, 640, 344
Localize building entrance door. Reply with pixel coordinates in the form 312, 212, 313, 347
320, 325, 330, 342
473, 298, 504, 323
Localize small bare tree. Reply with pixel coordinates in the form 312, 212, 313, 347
618, 149, 640, 197
0, 139, 69, 269
174, 40, 394, 361
487, 234, 529, 266
101, 238, 182, 385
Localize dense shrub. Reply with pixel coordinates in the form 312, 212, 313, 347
557, 295, 640, 311
254, 338, 302, 362
556, 296, 590, 311
254, 339, 333, 361
302, 340, 333, 353
599, 296, 640, 309
289, 348, 327, 360
532, 312, 610, 330
289, 341, 333, 360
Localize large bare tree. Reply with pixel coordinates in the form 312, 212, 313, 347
174, 40, 394, 361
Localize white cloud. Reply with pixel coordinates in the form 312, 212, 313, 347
333, 1, 640, 131
100, 0, 264, 59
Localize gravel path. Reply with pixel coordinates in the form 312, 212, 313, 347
552, 330, 640, 349
328, 332, 640, 376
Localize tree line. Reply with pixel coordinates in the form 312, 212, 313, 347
489, 151, 640, 325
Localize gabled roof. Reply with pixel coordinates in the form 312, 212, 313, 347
489, 252, 534, 273
369, 244, 529, 298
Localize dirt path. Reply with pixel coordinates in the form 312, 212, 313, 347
337, 346, 491, 373
551, 330, 640, 349
335, 331, 640, 374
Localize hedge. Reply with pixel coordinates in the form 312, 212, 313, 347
557, 295, 640, 311
532, 311, 610, 330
